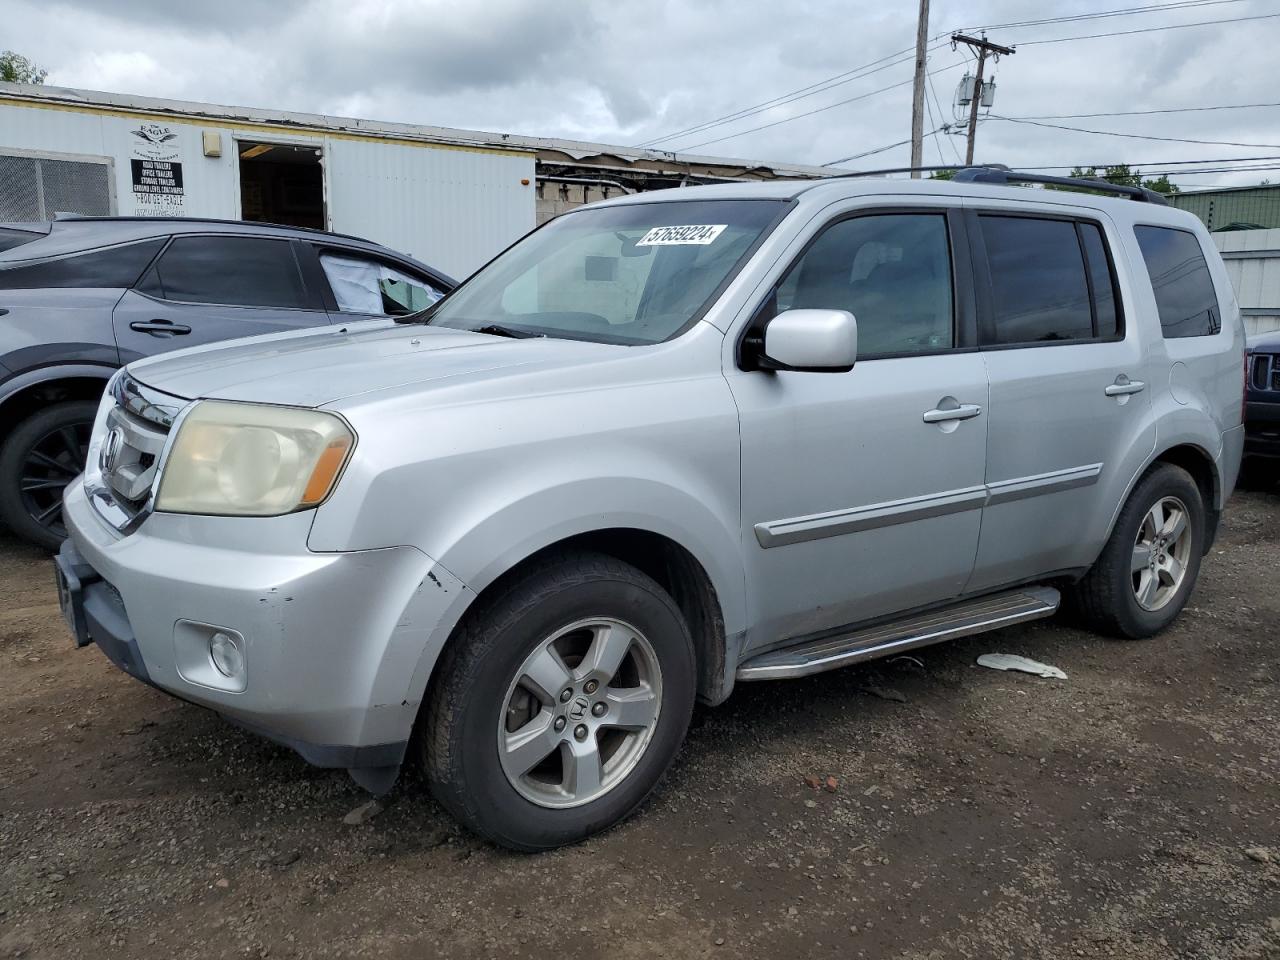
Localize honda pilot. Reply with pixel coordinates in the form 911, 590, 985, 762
56, 169, 1244, 850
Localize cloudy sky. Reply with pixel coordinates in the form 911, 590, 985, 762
4, 0, 1279, 187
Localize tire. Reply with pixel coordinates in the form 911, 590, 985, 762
0, 401, 98, 551
1071, 463, 1205, 639
423, 552, 696, 851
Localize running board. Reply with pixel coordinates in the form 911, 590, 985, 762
736, 586, 1061, 681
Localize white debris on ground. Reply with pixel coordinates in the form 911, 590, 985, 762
976, 653, 1068, 680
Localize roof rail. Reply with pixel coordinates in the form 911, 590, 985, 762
952, 166, 1169, 205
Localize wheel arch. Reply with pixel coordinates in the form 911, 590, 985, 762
1106, 440, 1222, 557
429, 521, 735, 704
0, 366, 114, 448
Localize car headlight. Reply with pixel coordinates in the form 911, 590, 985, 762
155, 401, 354, 516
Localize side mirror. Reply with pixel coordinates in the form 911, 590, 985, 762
761, 309, 857, 372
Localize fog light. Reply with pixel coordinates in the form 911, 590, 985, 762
209, 631, 244, 680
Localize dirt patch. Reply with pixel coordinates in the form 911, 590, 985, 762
2, 492, 1279, 959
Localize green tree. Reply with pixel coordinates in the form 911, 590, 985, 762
928, 169, 956, 180
1060, 165, 1177, 194
1142, 174, 1178, 195
0, 51, 47, 84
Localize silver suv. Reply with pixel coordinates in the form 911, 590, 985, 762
56, 169, 1245, 850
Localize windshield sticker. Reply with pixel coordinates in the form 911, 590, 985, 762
636, 224, 727, 246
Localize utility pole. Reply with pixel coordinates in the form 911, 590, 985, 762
909, 0, 931, 178
951, 32, 1014, 166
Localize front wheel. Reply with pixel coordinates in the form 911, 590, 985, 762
422, 552, 696, 851
0, 401, 98, 550
1071, 463, 1205, 639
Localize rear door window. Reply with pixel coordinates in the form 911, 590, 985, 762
0, 239, 164, 289
979, 215, 1093, 344
1133, 225, 1220, 338
137, 235, 312, 309
318, 251, 445, 315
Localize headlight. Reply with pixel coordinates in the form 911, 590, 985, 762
155, 401, 354, 516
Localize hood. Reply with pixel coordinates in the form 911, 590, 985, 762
1248, 331, 1280, 352
125, 321, 618, 407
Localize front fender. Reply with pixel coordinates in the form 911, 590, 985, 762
384, 480, 747, 735
308, 362, 746, 724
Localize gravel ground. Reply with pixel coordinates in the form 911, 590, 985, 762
2, 482, 1278, 959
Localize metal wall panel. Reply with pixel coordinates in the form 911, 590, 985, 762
323, 138, 534, 278
0, 101, 536, 277
1215, 228, 1280, 335
1170, 187, 1280, 230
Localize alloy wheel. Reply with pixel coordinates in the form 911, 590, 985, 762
1131, 495, 1193, 612
18, 422, 91, 539
498, 617, 663, 809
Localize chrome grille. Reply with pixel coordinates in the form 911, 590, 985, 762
87, 374, 187, 534
100, 406, 166, 504
1250, 352, 1280, 392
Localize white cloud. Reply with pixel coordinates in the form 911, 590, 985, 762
3, 0, 1277, 186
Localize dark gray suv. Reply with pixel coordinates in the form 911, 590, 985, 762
0, 217, 454, 548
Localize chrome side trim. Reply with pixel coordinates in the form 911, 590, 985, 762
754, 463, 1104, 549
984, 462, 1103, 506
736, 586, 1061, 681
753, 485, 987, 548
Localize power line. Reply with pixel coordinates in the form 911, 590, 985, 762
672, 75, 913, 152
1034, 155, 1280, 170
1016, 11, 1280, 44
926, 68, 963, 163
1009, 102, 1280, 120
922, 80, 948, 165
638, 2, 1247, 150
825, 130, 946, 167
634, 44, 938, 148
672, 62, 967, 153
989, 115, 1280, 149
959, 0, 1246, 33
636, 0, 1272, 158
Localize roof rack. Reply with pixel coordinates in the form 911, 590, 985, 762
822, 164, 1169, 205
952, 166, 1169, 205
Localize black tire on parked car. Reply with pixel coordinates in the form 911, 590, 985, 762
423, 551, 696, 851
1071, 462, 1205, 639
0, 401, 98, 551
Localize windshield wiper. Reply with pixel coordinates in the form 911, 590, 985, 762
469, 323, 545, 339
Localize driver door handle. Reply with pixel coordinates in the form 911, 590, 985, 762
922, 403, 983, 423
130, 319, 192, 336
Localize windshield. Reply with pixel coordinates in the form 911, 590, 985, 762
426, 199, 787, 344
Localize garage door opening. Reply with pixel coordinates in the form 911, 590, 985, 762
238, 141, 324, 230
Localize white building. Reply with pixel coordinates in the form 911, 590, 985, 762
0, 82, 830, 278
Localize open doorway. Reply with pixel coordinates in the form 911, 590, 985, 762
237, 140, 325, 229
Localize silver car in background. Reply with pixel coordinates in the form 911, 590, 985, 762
56, 169, 1245, 850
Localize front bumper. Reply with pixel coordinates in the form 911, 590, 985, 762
59, 477, 471, 780
1245, 400, 1280, 457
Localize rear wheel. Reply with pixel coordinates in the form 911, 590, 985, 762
0, 402, 97, 550
423, 552, 696, 851
1071, 463, 1204, 638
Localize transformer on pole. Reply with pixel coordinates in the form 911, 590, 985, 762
950, 33, 1014, 165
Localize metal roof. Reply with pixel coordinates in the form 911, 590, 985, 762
0, 81, 838, 180
1169, 183, 1280, 197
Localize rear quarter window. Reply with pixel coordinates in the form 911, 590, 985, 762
0, 239, 165, 289
1133, 225, 1220, 338
0, 227, 43, 253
